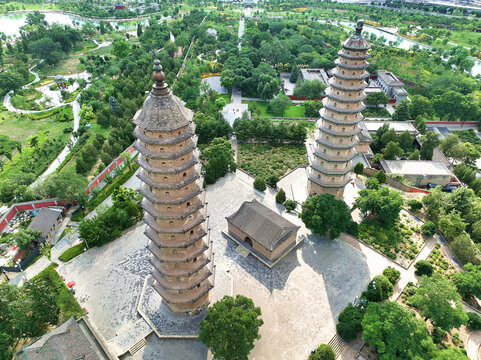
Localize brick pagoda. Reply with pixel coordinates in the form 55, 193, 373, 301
133, 60, 214, 314
307, 20, 370, 199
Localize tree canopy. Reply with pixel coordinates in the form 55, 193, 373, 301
300, 194, 354, 239
354, 187, 403, 228
199, 295, 263, 360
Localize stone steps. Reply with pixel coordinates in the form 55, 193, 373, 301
129, 338, 147, 356
328, 333, 347, 358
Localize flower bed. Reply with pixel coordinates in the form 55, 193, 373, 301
237, 143, 308, 179
357, 210, 425, 267
427, 243, 456, 279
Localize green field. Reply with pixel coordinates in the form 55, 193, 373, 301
244, 100, 306, 117
41, 55, 85, 76
0, 110, 70, 144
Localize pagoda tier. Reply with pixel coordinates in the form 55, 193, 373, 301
307, 20, 370, 200
134, 60, 213, 314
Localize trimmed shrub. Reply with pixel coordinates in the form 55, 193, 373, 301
58, 243, 85, 262
374, 170, 387, 184
285, 200, 297, 212
308, 344, 335, 360
383, 266, 401, 285
414, 260, 434, 277
336, 304, 364, 341
421, 221, 437, 237
266, 174, 280, 188
467, 312, 481, 330
407, 199, 423, 212
253, 177, 266, 192
363, 275, 393, 302
276, 188, 286, 204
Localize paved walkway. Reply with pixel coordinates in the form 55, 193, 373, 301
466, 331, 481, 360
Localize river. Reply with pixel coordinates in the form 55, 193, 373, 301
339, 21, 481, 77
0, 11, 140, 37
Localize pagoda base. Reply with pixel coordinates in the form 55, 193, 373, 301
137, 268, 232, 337
307, 180, 346, 200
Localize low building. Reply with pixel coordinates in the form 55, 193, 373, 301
225, 200, 300, 267
376, 70, 409, 102
27, 207, 63, 242
15, 316, 115, 360
206, 28, 218, 38
379, 160, 459, 187
300, 68, 330, 86
356, 122, 374, 157
364, 79, 383, 97
114, 2, 125, 10
363, 121, 419, 136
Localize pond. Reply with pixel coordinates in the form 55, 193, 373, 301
340, 20, 481, 77
0, 11, 139, 37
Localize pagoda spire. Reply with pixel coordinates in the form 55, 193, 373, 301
133, 60, 214, 314
307, 19, 370, 200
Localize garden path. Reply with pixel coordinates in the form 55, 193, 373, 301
466, 330, 481, 360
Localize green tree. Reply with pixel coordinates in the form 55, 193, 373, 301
137, 23, 143, 37
421, 221, 437, 237
420, 131, 440, 160
383, 266, 401, 284
109, 96, 120, 118
308, 344, 335, 360
407, 199, 423, 212
414, 116, 427, 135
353, 162, 364, 177
391, 100, 411, 121
275, 188, 286, 204
398, 131, 413, 152
336, 304, 364, 341
414, 260, 434, 277
382, 141, 404, 160
199, 295, 263, 360
409, 95, 433, 119
366, 92, 388, 107
289, 64, 300, 83
43, 168, 88, 200
438, 211, 466, 240
202, 138, 236, 184
411, 274, 468, 331
110, 38, 131, 58
365, 177, 379, 190
79, 105, 96, 124
467, 312, 481, 330
452, 263, 481, 299
300, 194, 354, 239
293, 79, 326, 100
304, 100, 322, 117
284, 200, 297, 212
432, 348, 469, 360
13, 229, 42, 250
253, 177, 266, 192
374, 170, 386, 184
354, 187, 403, 228
451, 233, 481, 265
362, 301, 436, 360
252, 62, 281, 100
268, 95, 292, 116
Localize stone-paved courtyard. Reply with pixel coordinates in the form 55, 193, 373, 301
57, 173, 396, 360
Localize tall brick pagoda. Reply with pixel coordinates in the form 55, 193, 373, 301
307, 20, 370, 200
133, 60, 213, 314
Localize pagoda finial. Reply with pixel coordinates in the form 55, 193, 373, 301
152, 59, 168, 96
356, 19, 364, 35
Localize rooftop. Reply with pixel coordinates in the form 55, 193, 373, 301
27, 207, 62, 238
380, 160, 453, 177
342, 20, 370, 51
300, 68, 330, 85
377, 70, 404, 87
363, 121, 418, 134
226, 199, 300, 251
16, 316, 103, 360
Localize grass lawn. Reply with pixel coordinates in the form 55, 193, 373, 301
41, 55, 85, 76
32, 264, 84, 322
72, 40, 97, 55
237, 143, 308, 179
10, 88, 44, 111
243, 100, 306, 117
0, 109, 70, 144
89, 44, 112, 56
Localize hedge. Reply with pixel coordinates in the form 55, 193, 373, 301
58, 243, 85, 262
27, 105, 72, 120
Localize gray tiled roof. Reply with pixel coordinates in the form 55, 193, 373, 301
226, 200, 300, 251
27, 207, 62, 238
134, 89, 193, 132
16, 316, 100, 360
